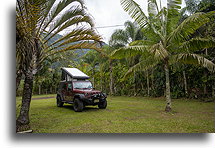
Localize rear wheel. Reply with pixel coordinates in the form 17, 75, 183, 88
56, 96, 64, 107
98, 100, 107, 109
73, 98, 84, 112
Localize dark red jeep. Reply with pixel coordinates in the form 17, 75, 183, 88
56, 68, 107, 112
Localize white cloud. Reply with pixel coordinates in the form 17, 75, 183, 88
84, 0, 186, 43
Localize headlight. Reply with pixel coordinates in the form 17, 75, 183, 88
102, 93, 107, 97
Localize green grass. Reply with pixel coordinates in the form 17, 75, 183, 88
16, 95, 215, 133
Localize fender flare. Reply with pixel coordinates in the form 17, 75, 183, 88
73, 94, 86, 101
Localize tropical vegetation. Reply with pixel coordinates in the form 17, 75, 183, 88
16, 0, 215, 133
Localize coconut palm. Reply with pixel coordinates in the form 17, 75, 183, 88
16, 0, 102, 131
111, 0, 215, 112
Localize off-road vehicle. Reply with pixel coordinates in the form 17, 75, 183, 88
56, 68, 107, 112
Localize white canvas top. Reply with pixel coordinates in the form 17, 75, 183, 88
62, 67, 89, 79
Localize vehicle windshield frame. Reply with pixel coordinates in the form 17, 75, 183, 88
72, 81, 93, 89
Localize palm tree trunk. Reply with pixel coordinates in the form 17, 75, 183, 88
16, 68, 34, 132
164, 61, 171, 112
183, 70, 188, 97
16, 69, 23, 92
109, 59, 113, 95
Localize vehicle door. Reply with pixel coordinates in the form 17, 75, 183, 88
64, 82, 73, 102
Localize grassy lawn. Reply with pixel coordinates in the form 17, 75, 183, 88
16, 95, 215, 133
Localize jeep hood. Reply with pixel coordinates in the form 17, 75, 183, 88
73, 89, 101, 94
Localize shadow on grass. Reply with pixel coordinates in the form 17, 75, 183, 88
61, 105, 100, 112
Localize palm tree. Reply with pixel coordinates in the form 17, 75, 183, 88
109, 21, 144, 95
16, 0, 102, 132
112, 0, 215, 112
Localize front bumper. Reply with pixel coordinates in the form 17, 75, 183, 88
81, 93, 107, 105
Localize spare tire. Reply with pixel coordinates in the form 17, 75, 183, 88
73, 98, 84, 112
56, 96, 64, 107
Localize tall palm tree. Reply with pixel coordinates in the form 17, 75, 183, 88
16, 0, 102, 131
112, 0, 215, 112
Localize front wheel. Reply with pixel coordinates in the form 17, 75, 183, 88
73, 99, 84, 112
98, 100, 107, 109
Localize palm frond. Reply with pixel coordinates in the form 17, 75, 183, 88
120, 0, 148, 27
167, 11, 215, 44
149, 42, 169, 60
175, 37, 215, 53
123, 55, 159, 80
166, 0, 182, 35
42, 41, 103, 62
43, 5, 91, 40
167, 0, 182, 11
44, 15, 95, 44
40, 0, 85, 34
109, 29, 129, 47
174, 53, 215, 72
129, 40, 156, 46
47, 27, 98, 47
110, 45, 148, 59
124, 21, 138, 42
36, 0, 56, 36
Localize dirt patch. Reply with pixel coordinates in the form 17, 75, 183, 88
32, 97, 54, 100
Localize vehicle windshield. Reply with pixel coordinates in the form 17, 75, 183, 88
73, 81, 93, 89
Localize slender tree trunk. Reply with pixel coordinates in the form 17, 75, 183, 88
16, 68, 34, 132
203, 49, 208, 96
100, 71, 103, 91
164, 61, 171, 112
146, 70, 150, 97
212, 77, 215, 98
151, 69, 154, 93
38, 84, 41, 95
183, 70, 188, 97
203, 70, 207, 96
92, 67, 95, 88
133, 71, 136, 96
109, 59, 113, 95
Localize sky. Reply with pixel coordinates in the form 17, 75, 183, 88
84, 0, 185, 43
